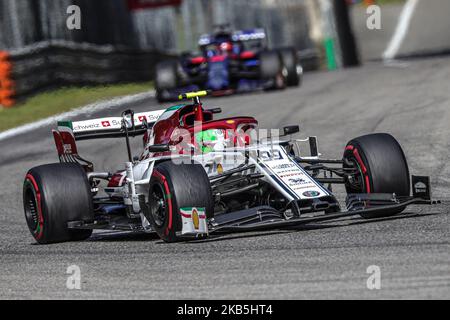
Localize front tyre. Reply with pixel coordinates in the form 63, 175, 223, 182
279, 48, 303, 87
343, 133, 410, 219
147, 161, 214, 242
23, 163, 94, 244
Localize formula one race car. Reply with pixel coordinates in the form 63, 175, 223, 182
155, 25, 303, 102
23, 91, 437, 244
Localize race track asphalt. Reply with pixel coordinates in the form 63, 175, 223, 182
0, 57, 449, 299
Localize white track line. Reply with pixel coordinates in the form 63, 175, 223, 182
383, 0, 419, 61
0, 90, 155, 142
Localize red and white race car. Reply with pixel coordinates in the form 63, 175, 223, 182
23, 91, 436, 244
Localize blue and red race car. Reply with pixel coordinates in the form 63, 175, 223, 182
155, 26, 303, 102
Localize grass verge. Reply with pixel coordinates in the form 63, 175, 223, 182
0, 82, 152, 132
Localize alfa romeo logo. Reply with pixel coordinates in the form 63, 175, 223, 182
302, 190, 320, 198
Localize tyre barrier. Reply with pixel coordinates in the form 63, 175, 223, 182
0, 51, 15, 108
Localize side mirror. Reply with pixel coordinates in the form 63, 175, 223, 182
148, 144, 170, 153
207, 108, 222, 114
283, 125, 300, 136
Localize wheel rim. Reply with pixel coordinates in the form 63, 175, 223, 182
346, 158, 366, 193
24, 184, 40, 237
150, 183, 167, 228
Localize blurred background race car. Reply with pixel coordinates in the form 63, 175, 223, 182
155, 25, 303, 102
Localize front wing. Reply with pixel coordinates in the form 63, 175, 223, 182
208, 195, 438, 234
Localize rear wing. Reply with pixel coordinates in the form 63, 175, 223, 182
52, 110, 165, 167
198, 29, 266, 46
66, 110, 165, 141
231, 29, 266, 42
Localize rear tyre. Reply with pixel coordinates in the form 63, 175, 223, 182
147, 161, 214, 242
343, 133, 410, 219
279, 48, 302, 87
23, 163, 94, 244
155, 60, 179, 102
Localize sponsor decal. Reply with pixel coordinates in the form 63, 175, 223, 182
180, 207, 206, 219
272, 163, 296, 170
232, 30, 266, 41
73, 123, 100, 131
288, 178, 308, 185
63, 144, 72, 153
302, 190, 321, 198
148, 114, 160, 121
180, 207, 207, 235
73, 119, 120, 131
260, 150, 282, 161
138, 115, 147, 122
279, 172, 305, 178
192, 208, 199, 230
412, 176, 431, 199
292, 185, 318, 191
217, 163, 224, 175
414, 182, 427, 193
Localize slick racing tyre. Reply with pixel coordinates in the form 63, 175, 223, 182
343, 133, 410, 219
279, 48, 302, 87
23, 163, 94, 244
259, 51, 286, 90
147, 161, 214, 242
155, 60, 179, 102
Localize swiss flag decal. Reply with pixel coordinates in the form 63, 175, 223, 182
138, 116, 147, 122
102, 121, 111, 127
